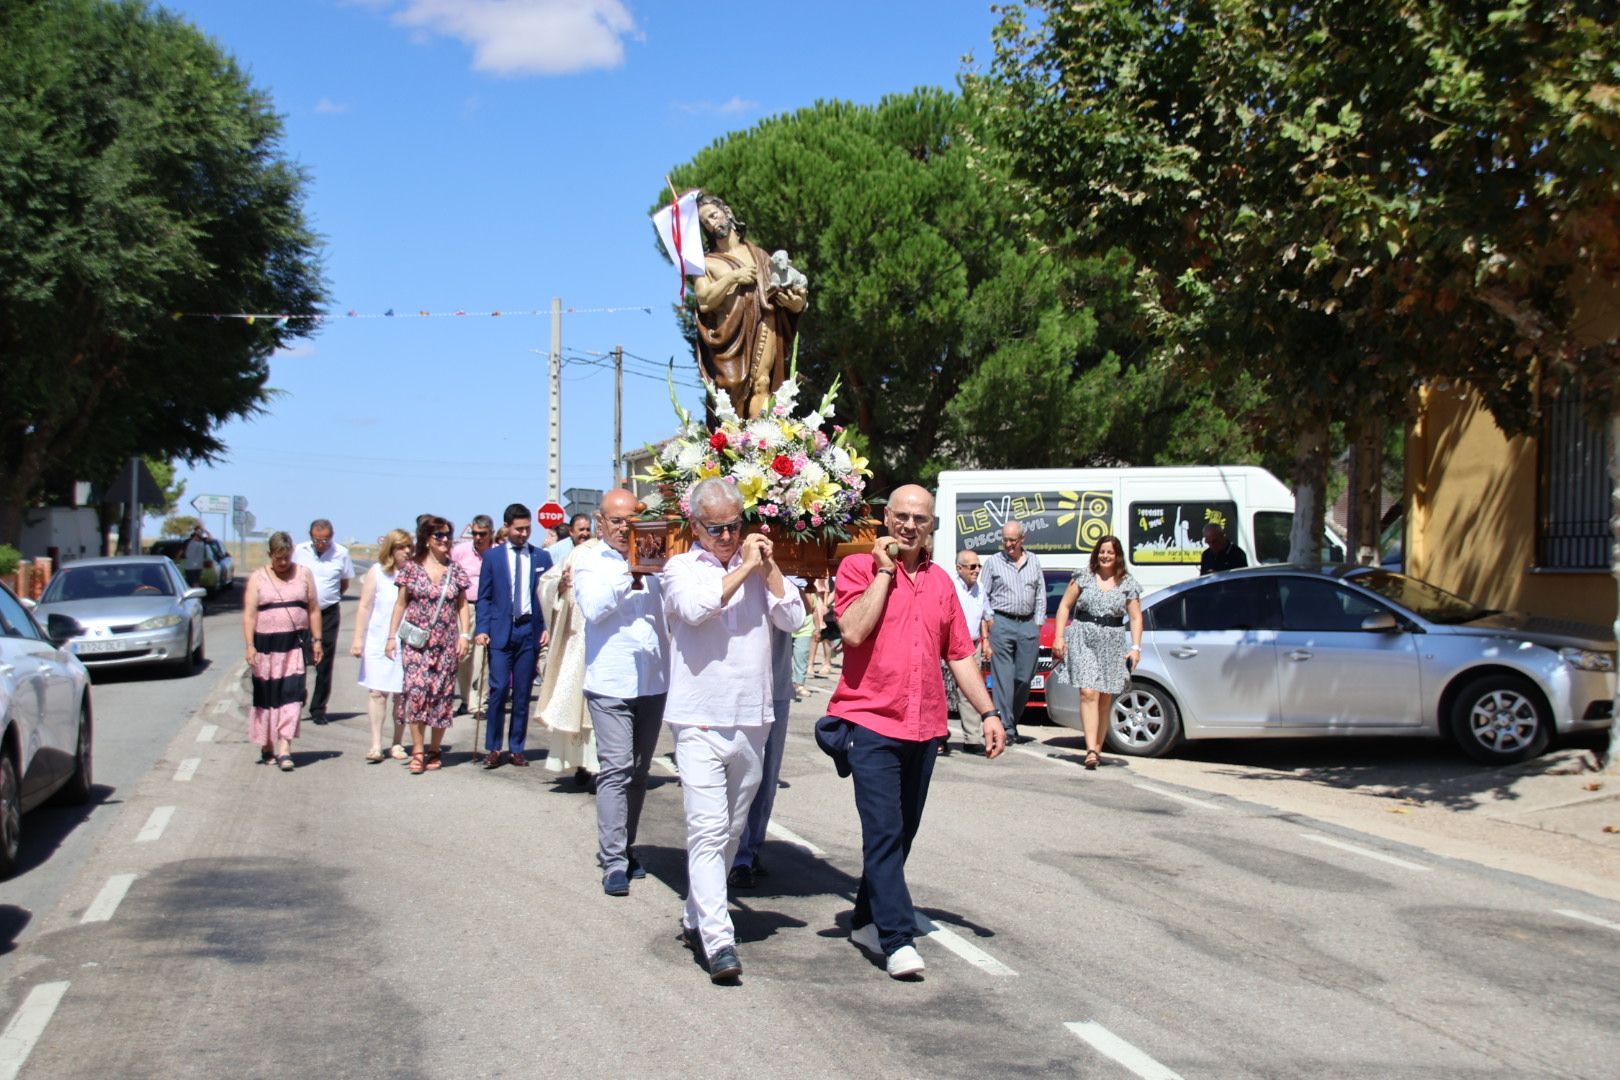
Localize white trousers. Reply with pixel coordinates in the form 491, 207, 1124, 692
673, 724, 769, 955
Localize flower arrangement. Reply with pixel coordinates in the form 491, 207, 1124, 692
638, 367, 873, 544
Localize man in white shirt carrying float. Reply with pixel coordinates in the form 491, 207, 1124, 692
662, 477, 804, 983
293, 518, 354, 725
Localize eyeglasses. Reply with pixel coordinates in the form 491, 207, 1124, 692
430, 531, 451, 540
957, 564, 980, 572
889, 512, 933, 527
601, 516, 631, 528
702, 518, 743, 537
471, 530, 490, 538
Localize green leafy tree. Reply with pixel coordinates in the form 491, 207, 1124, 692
977, 0, 1620, 557
0, 0, 326, 543
142, 457, 186, 517
654, 89, 1250, 490
160, 514, 200, 538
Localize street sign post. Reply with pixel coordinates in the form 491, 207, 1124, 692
536, 502, 567, 530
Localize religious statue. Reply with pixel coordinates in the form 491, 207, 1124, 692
691, 194, 809, 420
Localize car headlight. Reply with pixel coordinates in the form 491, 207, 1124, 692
136, 613, 184, 631
1559, 647, 1615, 672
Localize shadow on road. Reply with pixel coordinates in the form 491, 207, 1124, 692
0, 906, 30, 956
16, 782, 119, 879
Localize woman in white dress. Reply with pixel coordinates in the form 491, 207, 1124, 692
349, 528, 412, 762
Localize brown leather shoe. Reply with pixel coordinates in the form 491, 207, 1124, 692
509, 753, 529, 767
483, 750, 503, 769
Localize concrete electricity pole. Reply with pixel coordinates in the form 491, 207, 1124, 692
548, 296, 562, 504
613, 344, 623, 485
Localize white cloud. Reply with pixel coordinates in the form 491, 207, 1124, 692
314, 98, 351, 114
672, 96, 761, 116
274, 344, 317, 359
381, 0, 639, 76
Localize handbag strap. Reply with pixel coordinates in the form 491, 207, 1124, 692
423, 561, 455, 626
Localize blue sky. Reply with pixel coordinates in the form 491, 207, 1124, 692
153, 0, 1003, 547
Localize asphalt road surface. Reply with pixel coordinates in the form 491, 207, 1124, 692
1, 593, 1617, 1078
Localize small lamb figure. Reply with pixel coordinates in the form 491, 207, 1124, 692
768, 249, 810, 293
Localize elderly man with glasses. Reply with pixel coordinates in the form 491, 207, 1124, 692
662, 477, 804, 983
979, 519, 1045, 744
941, 550, 987, 755
451, 513, 495, 714
574, 488, 669, 897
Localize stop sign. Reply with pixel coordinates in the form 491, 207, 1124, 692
536, 502, 566, 530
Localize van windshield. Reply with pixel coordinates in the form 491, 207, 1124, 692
1253, 512, 1346, 563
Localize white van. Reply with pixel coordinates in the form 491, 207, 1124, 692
934, 466, 1344, 594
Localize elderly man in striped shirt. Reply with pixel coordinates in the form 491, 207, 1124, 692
979, 520, 1045, 744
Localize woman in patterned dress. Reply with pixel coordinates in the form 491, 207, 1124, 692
385, 516, 471, 774
242, 531, 321, 772
1050, 535, 1144, 770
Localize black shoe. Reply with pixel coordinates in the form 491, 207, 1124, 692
602, 870, 630, 896
680, 924, 703, 956
1011, 733, 1034, 745
727, 864, 756, 890
628, 853, 647, 880
752, 856, 768, 879
311, 712, 328, 726
938, 741, 953, 756
707, 945, 742, 982
962, 743, 985, 756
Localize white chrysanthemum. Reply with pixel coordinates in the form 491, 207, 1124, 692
675, 443, 706, 473
659, 441, 682, 464
799, 461, 827, 488
746, 419, 783, 450
827, 447, 852, 474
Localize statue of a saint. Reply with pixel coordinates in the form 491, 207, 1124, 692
691, 194, 808, 420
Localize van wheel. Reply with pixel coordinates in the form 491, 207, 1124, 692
54, 705, 92, 806
1106, 683, 1182, 757
1451, 674, 1549, 765
0, 755, 20, 879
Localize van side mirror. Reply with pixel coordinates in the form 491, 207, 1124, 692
1360, 612, 1399, 633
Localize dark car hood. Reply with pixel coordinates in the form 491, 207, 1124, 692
1442, 611, 1614, 651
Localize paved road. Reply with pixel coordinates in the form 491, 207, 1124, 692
1, 613, 1618, 1078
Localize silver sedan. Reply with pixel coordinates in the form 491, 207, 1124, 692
31, 557, 207, 677
1046, 565, 1615, 766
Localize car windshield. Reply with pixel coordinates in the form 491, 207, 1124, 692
41, 565, 175, 602
1345, 568, 1488, 624
1045, 572, 1070, 617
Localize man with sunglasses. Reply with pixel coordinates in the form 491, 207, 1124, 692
662, 477, 804, 982
829, 484, 1004, 979
452, 513, 495, 715
574, 488, 669, 898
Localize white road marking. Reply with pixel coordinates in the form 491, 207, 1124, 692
173, 758, 201, 782
1300, 833, 1429, 871
1065, 1021, 1184, 1080
81, 874, 137, 924
765, 821, 826, 858
211, 700, 234, 715
1013, 746, 1076, 768
1555, 908, 1620, 933
914, 915, 1016, 977
1133, 782, 1227, 811
135, 806, 175, 843
196, 724, 218, 743
652, 755, 679, 777
0, 981, 71, 1080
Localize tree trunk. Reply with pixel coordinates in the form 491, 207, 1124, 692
1287, 421, 1330, 563
1604, 411, 1620, 772
1346, 415, 1386, 565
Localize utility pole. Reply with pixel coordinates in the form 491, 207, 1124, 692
613, 344, 624, 486
548, 296, 562, 504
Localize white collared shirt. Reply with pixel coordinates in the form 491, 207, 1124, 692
661, 548, 805, 728
293, 540, 354, 608
951, 571, 986, 643
507, 542, 531, 620
573, 542, 668, 698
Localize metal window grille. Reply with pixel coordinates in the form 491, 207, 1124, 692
1537, 394, 1613, 570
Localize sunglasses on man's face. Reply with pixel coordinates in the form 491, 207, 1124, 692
471, 530, 490, 538
702, 519, 743, 537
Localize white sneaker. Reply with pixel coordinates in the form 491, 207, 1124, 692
850, 922, 882, 955
886, 945, 925, 978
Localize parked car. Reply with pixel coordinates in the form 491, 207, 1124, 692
0, 580, 93, 878
1046, 564, 1616, 766
149, 536, 234, 593
31, 557, 207, 677
953, 571, 1072, 719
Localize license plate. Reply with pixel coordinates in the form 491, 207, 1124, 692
74, 640, 122, 655
1032, 674, 1046, 690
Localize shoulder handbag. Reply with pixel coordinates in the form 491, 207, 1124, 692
398, 563, 454, 650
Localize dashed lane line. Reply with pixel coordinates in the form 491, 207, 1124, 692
1065, 1021, 1185, 1080
1133, 782, 1227, 812
196, 724, 218, 742
0, 981, 71, 1080
914, 914, 1016, 977
210, 700, 235, 715
1555, 908, 1620, 933
81, 874, 137, 924
765, 821, 826, 858
135, 806, 175, 843
173, 758, 201, 782
1300, 832, 1430, 872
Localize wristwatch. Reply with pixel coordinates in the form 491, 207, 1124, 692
979, 708, 1002, 722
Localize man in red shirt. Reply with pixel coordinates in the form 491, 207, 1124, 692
827, 484, 1006, 979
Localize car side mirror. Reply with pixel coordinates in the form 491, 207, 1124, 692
183, 587, 208, 601
46, 613, 84, 646
1360, 612, 1399, 633
18, 597, 35, 612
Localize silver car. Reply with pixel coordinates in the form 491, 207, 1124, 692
1046, 565, 1616, 766
32, 557, 207, 677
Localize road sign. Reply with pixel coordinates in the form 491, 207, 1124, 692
536, 502, 566, 530
192, 494, 231, 514
232, 510, 256, 533
232, 495, 248, 512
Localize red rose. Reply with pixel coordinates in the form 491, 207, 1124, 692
709, 431, 728, 451
771, 454, 795, 477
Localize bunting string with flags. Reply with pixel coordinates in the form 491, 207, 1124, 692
168, 304, 654, 322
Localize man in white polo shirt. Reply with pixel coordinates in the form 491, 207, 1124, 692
662, 477, 804, 983
293, 518, 354, 725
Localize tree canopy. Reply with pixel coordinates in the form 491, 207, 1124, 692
976, 0, 1620, 550
654, 88, 1257, 490
0, 0, 326, 541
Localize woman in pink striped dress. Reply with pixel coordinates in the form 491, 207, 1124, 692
242, 531, 322, 771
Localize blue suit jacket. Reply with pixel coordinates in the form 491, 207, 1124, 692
475, 542, 553, 650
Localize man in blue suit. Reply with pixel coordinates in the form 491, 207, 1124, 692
474, 503, 553, 768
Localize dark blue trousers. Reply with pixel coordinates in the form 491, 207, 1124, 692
849, 724, 938, 954
485, 636, 538, 754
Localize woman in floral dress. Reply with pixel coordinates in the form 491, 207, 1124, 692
385, 516, 471, 774
242, 531, 321, 772
1050, 535, 1144, 770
